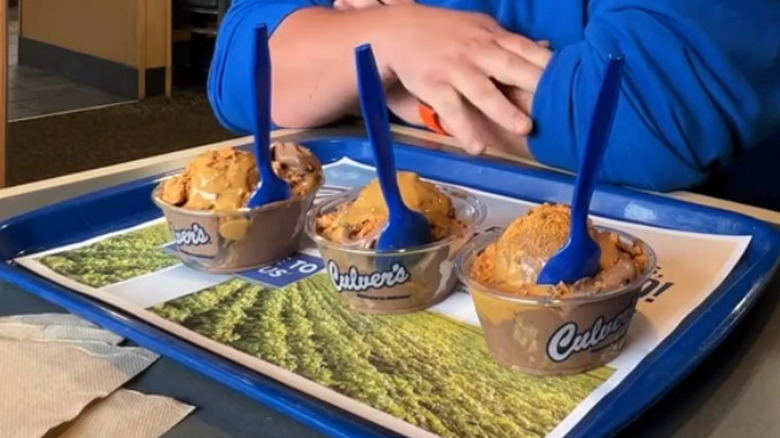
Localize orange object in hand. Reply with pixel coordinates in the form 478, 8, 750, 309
418, 103, 449, 136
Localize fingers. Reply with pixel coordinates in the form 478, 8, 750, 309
504, 86, 535, 114
471, 44, 544, 93
447, 63, 531, 134
440, 102, 511, 156
415, 83, 486, 154
385, 81, 425, 125
407, 77, 527, 156
494, 33, 553, 69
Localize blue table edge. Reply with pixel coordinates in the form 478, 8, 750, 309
0, 135, 778, 438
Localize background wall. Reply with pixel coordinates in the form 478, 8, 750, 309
20, 0, 138, 67
18, 0, 170, 99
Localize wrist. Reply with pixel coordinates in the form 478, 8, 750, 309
362, 5, 417, 83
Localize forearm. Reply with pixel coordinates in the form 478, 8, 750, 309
270, 7, 395, 127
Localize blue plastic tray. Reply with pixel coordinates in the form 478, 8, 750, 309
1, 136, 778, 438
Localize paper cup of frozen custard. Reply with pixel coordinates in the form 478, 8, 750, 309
456, 228, 657, 376
152, 181, 322, 273
306, 186, 486, 314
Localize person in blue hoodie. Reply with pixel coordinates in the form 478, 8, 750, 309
206, 0, 780, 207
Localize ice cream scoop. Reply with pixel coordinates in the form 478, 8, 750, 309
482, 204, 640, 295
315, 172, 456, 249
158, 145, 322, 213
159, 147, 259, 211
491, 203, 575, 288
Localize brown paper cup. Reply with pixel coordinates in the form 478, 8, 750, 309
456, 228, 656, 376
152, 181, 321, 273
306, 186, 486, 314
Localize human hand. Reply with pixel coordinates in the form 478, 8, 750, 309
373, 4, 552, 153
384, 41, 551, 126
381, 80, 534, 157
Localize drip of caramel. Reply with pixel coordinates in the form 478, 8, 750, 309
316, 172, 458, 247
184, 148, 258, 212
159, 144, 323, 212
342, 172, 452, 232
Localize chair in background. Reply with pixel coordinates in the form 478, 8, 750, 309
173, 0, 231, 81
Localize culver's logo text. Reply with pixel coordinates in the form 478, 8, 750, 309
546, 304, 635, 363
327, 260, 411, 292
174, 223, 212, 247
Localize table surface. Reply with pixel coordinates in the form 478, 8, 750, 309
2, 130, 780, 438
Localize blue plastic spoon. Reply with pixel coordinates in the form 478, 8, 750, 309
247, 24, 291, 208
355, 44, 432, 251
537, 54, 625, 285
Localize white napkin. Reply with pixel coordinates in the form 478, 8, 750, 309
0, 313, 123, 344
55, 389, 195, 438
0, 313, 160, 438
0, 339, 159, 438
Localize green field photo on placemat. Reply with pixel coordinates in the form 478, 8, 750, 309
37, 223, 178, 288
151, 274, 614, 438
34, 222, 615, 438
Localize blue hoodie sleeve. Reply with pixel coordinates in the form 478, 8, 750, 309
527, 0, 780, 191
207, 0, 330, 133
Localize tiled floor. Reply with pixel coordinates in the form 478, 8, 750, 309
7, 7, 132, 121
